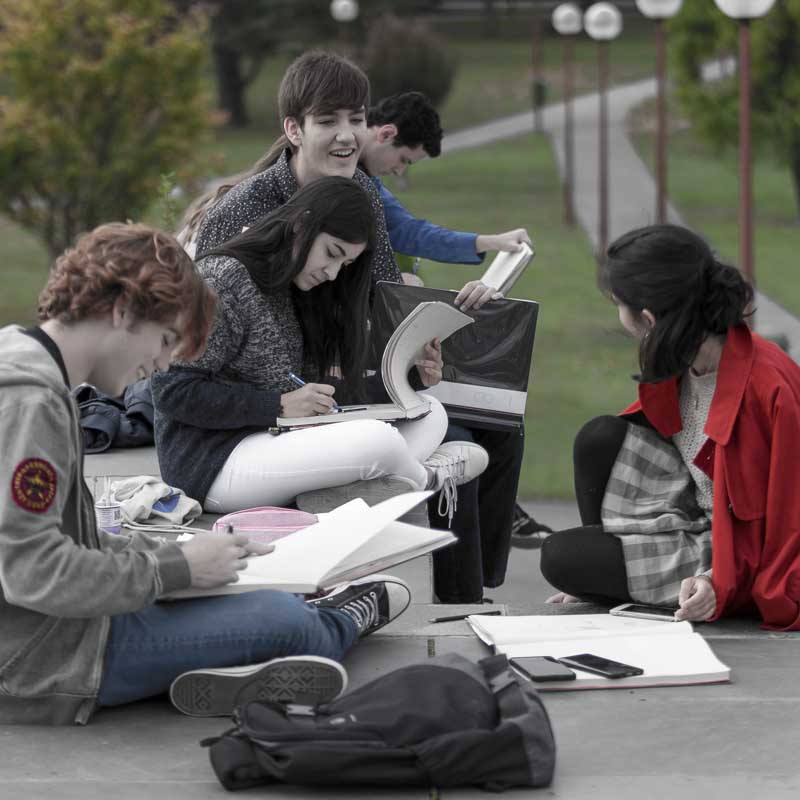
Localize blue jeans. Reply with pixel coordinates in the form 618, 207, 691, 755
98, 590, 358, 706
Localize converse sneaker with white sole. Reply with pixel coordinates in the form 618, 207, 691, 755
169, 655, 347, 717
423, 441, 490, 524
307, 574, 411, 637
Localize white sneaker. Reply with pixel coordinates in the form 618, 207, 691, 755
307, 574, 411, 637
423, 441, 490, 524
169, 655, 347, 717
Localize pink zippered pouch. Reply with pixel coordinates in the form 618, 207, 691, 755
212, 507, 318, 544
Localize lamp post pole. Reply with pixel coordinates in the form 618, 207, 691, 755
532, 13, 544, 134
655, 19, 667, 223
635, 2, 684, 224
552, 4, 583, 227
738, 18, 754, 287
564, 33, 576, 225
713, 0, 776, 299
585, 3, 623, 259
330, 0, 359, 54
598, 38, 609, 254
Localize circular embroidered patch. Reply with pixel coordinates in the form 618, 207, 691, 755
11, 458, 57, 514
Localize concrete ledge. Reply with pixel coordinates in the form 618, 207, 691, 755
83, 446, 160, 480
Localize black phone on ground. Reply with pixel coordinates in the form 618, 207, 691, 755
510, 656, 576, 682
557, 653, 644, 679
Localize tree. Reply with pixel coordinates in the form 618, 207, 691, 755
669, 1, 800, 219
360, 14, 457, 108
191, 1, 443, 128
0, 0, 213, 256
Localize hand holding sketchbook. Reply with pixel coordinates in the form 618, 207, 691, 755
479, 242, 534, 296
276, 301, 473, 429
467, 614, 730, 690
165, 491, 455, 599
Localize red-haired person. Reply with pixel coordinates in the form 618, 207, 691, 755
0, 223, 408, 725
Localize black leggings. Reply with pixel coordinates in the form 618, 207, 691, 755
540, 415, 635, 603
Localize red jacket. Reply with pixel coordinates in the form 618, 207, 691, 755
622, 325, 800, 630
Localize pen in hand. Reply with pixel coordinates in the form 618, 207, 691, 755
287, 371, 340, 412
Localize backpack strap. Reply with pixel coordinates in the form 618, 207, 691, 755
478, 654, 530, 719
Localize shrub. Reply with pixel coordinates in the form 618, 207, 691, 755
360, 14, 457, 108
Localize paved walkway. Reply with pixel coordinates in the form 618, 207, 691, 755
444, 67, 800, 362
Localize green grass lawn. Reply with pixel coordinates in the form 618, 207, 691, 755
383, 134, 637, 498
630, 100, 800, 315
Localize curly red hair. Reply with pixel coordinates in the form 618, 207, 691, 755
38, 223, 216, 360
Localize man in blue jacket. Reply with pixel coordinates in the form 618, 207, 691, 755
359, 93, 552, 601
360, 92, 532, 310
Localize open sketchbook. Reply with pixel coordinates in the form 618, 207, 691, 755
164, 491, 455, 599
276, 301, 473, 430
468, 614, 730, 691
372, 283, 538, 430
479, 242, 534, 296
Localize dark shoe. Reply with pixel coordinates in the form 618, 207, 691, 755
169, 656, 347, 717
308, 574, 411, 637
510, 502, 553, 550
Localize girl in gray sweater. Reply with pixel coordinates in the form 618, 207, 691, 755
153, 178, 487, 512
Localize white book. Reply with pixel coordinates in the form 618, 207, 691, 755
479, 242, 534, 296
468, 614, 730, 691
164, 491, 455, 599
276, 301, 473, 429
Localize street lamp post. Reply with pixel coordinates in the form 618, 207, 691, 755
635, 0, 684, 225
585, 3, 623, 259
330, 0, 359, 53
713, 0, 776, 293
531, 12, 544, 134
552, 4, 583, 227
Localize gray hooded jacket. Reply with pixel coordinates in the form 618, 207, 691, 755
0, 326, 190, 724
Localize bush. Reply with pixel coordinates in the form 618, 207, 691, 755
0, 0, 213, 256
360, 14, 457, 108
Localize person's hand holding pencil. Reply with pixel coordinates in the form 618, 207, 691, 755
281, 371, 340, 417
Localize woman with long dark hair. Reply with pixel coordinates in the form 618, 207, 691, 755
153, 177, 487, 513
542, 224, 800, 630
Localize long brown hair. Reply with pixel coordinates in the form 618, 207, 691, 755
200, 177, 375, 398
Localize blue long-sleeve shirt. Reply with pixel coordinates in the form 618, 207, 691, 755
374, 178, 485, 265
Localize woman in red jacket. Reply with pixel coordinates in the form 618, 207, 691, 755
542, 224, 800, 630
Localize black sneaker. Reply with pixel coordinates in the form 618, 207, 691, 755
169, 655, 347, 717
307, 574, 411, 637
510, 502, 553, 550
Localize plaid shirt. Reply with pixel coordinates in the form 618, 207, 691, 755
602, 424, 712, 606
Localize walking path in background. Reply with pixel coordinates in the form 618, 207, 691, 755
443, 67, 800, 362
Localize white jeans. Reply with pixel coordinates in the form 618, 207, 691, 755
205, 396, 448, 512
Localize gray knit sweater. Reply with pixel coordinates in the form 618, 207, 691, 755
195, 148, 401, 286
153, 254, 307, 504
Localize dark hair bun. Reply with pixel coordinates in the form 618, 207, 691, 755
702, 259, 753, 334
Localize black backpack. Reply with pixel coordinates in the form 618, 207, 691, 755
203, 653, 556, 792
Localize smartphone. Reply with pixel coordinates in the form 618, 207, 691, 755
609, 603, 678, 622
557, 653, 644, 679
510, 656, 576, 682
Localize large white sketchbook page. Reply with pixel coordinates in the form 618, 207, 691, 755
467, 614, 729, 690
468, 613, 694, 647
166, 491, 438, 597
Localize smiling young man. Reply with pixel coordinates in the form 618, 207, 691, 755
0, 223, 406, 724
188, 52, 400, 287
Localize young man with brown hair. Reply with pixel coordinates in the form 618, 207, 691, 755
0, 223, 409, 724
